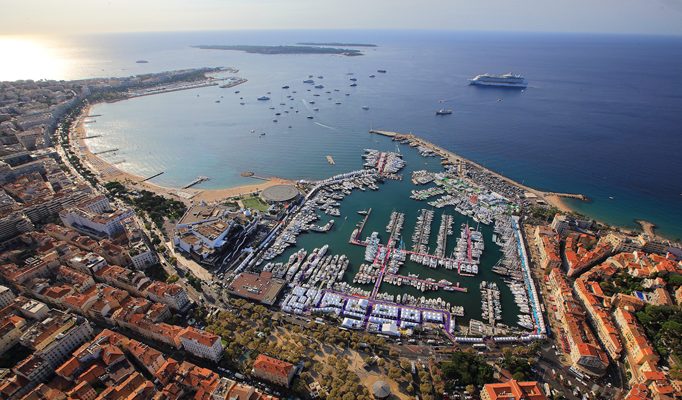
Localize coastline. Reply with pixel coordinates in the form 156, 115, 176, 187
75, 105, 294, 204
73, 105, 663, 240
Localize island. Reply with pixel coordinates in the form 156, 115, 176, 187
296, 42, 377, 47
191, 44, 364, 56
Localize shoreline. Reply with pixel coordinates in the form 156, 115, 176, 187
75, 105, 293, 204
73, 105, 664, 241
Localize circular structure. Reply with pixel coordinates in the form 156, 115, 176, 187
372, 381, 391, 399
261, 184, 299, 203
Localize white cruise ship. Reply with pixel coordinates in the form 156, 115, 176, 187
469, 73, 527, 88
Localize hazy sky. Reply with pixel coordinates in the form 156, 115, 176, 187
2, 0, 682, 35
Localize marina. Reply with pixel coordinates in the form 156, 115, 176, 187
248, 138, 546, 342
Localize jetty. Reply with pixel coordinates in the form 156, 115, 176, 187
140, 171, 164, 182
326, 155, 335, 165
219, 78, 248, 89
183, 176, 209, 189
369, 129, 588, 203
93, 148, 118, 155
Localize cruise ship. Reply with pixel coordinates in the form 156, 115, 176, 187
469, 73, 527, 88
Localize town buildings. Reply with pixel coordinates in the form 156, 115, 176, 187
252, 354, 296, 387
480, 379, 547, 400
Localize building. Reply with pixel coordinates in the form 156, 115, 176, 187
480, 380, 547, 400
604, 233, 642, 254
0, 284, 15, 308
564, 233, 613, 277
551, 214, 570, 236
145, 281, 190, 311
251, 354, 296, 387
548, 268, 609, 376
534, 226, 561, 270
20, 310, 93, 369
59, 196, 133, 239
176, 326, 223, 362
0, 314, 26, 356
372, 380, 391, 399
227, 271, 286, 306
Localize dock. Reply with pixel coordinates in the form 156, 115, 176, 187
82, 135, 101, 139
183, 176, 209, 189
140, 171, 164, 182
93, 148, 118, 155
350, 208, 372, 243
326, 155, 335, 165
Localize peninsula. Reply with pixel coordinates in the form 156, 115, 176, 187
297, 42, 377, 47
192, 44, 364, 56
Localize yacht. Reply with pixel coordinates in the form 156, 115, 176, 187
469, 73, 527, 88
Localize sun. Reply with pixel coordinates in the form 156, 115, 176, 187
0, 36, 70, 81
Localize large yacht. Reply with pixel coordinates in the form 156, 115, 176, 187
469, 73, 527, 88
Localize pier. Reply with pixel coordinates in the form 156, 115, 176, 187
219, 78, 248, 89
140, 171, 164, 182
350, 208, 372, 243
385, 273, 467, 292
93, 148, 118, 155
183, 176, 209, 189
326, 155, 335, 165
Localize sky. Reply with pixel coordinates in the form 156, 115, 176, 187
1, 0, 681, 36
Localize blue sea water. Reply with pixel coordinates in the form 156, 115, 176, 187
17, 30, 682, 239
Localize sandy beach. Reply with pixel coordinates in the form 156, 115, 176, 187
75, 106, 294, 205
72, 112, 663, 240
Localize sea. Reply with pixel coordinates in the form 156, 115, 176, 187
3, 30, 681, 239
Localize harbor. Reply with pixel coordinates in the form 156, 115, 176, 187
250, 138, 545, 342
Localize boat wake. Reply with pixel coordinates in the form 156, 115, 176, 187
314, 122, 337, 130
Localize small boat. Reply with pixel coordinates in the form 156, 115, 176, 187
313, 108, 319, 111
307, 116, 314, 119
257, 96, 270, 101
377, 69, 387, 73
215, 100, 220, 103
273, 119, 278, 123
282, 85, 290, 89
362, 106, 369, 110
303, 79, 314, 84
349, 78, 357, 81
314, 85, 324, 89
350, 83, 357, 87
234, 90, 240, 94
260, 132, 266, 136
435, 109, 453, 115
609, 196, 614, 200
357, 210, 368, 215
369, 74, 376, 78
250, 129, 255, 133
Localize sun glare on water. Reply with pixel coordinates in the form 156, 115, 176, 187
0, 36, 70, 81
